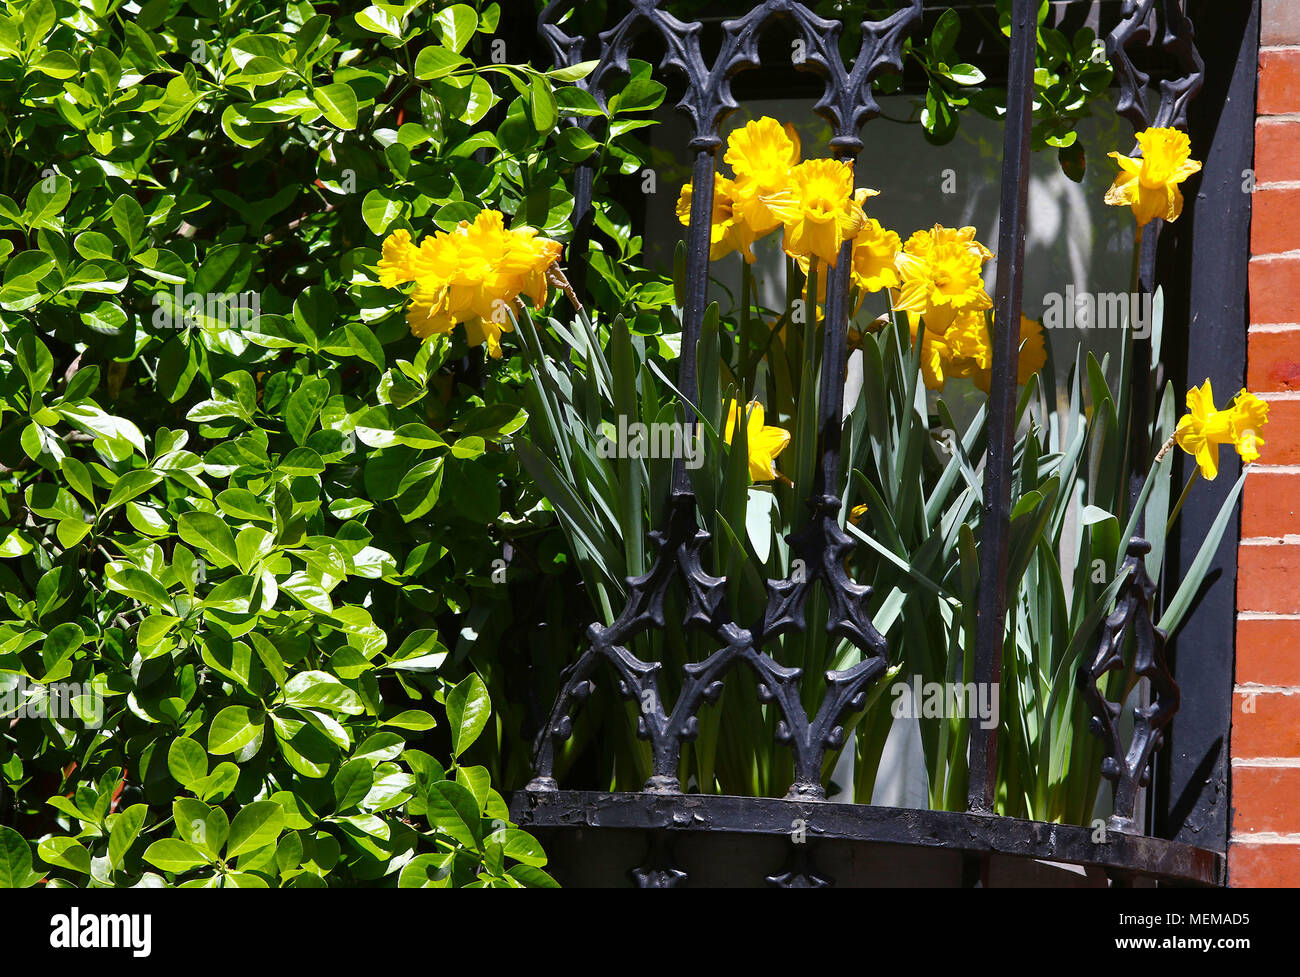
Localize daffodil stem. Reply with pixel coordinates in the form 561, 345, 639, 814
1166, 467, 1200, 536
741, 260, 754, 398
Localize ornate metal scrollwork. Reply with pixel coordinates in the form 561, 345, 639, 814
527, 0, 921, 801
1107, 0, 1204, 134
766, 845, 833, 888
631, 833, 688, 888
1078, 539, 1180, 834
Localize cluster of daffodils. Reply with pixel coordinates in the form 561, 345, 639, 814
376, 210, 562, 358
893, 224, 1046, 393
678, 117, 1046, 397
1174, 381, 1269, 480
675, 118, 876, 272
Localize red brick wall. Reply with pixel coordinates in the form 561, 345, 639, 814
1232, 0, 1300, 887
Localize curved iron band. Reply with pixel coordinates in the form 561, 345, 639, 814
509, 789, 1224, 887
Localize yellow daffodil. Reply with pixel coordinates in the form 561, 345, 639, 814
724, 117, 802, 235
923, 309, 991, 390
850, 218, 902, 293
376, 210, 561, 358
849, 503, 869, 524
1105, 126, 1202, 227
906, 224, 994, 262
911, 322, 950, 391
723, 399, 791, 483
973, 316, 1048, 393
895, 224, 993, 320
1230, 390, 1269, 463
760, 159, 873, 268
377, 229, 420, 287
676, 174, 759, 262
1174, 380, 1269, 479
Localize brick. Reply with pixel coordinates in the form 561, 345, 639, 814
1247, 328, 1300, 391
1231, 690, 1300, 756
1233, 766, 1300, 833
1251, 185, 1300, 255
1263, 1, 1300, 46
1238, 543, 1300, 612
1229, 842, 1300, 886
1249, 256, 1300, 324
1255, 120, 1300, 185
1237, 617, 1300, 685
1258, 398, 1300, 464
1260, 49, 1300, 115
1242, 470, 1300, 536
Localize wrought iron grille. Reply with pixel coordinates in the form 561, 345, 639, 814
519, 0, 1215, 883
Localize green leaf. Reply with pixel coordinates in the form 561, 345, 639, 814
435, 4, 477, 53
226, 801, 285, 857
333, 758, 374, 811
41, 622, 85, 679
1158, 472, 1247, 634
529, 74, 558, 131
110, 196, 146, 252
207, 705, 263, 755
355, 5, 403, 37
414, 46, 467, 80
167, 737, 208, 788
445, 673, 490, 758
38, 837, 92, 875
174, 797, 229, 858
283, 670, 364, 715
143, 838, 210, 874
108, 804, 148, 870
178, 511, 239, 566
362, 189, 403, 236
425, 779, 482, 847
0, 827, 36, 888
346, 322, 385, 369
314, 83, 358, 130
103, 469, 163, 512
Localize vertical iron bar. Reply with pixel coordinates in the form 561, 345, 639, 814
673, 146, 720, 495
967, 0, 1037, 815
1127, 228, 1159, 525
813, 154, 858, 497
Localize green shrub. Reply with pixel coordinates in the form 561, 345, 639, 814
0, 0, 662, 887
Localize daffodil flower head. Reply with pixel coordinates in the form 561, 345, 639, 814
677, 174, 760, 262
850, 218, 902, 293
375, 209, 561, 358
1174, 379, 1268, 479
377, 229, 420, 287
1105, 126, 1202, 227
723, 399, 791, 483
724, 117, 802, 235
894, 224, 993, 317
1229, 389, 1269, 464
761, 159, 873, 268
972, 315, 1047, 393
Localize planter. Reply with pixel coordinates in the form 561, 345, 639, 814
509, 790, 1224, 888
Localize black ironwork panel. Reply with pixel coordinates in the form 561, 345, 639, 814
1071, 0, 1206, 835
528, 0, 921, 801
525, 0, 1222, 858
